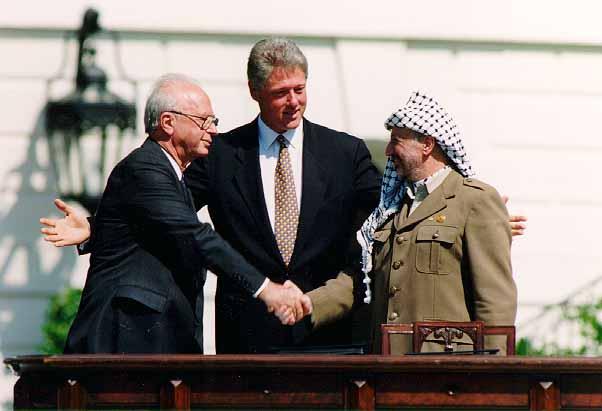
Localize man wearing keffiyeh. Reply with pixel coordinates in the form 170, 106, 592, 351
299, 91, 517, 354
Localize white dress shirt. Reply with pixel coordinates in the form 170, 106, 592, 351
160, 146, 184, 180
257, 116, 304, 232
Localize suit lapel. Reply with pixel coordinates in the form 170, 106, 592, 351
145, 139, 199, 213
288, 120, 327, 270
145, 138, 182, 184
231, 120, 282, 262
395, 171, 461, 232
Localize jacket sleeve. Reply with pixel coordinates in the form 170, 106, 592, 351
307, 271, 354, 329
122, 157, 267, 296
464, 184, 517, 352
76, 216, 95, 255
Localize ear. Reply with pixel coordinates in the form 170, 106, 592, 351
248, 81, 259, 102
159, 112, 176, 136
423, 136, 437, 155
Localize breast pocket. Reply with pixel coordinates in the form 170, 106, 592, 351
415, 225, 458, 275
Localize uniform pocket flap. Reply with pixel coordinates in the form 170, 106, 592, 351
416, 225, 457, 244
373, 229, 391, 243
114, 285, 167, 313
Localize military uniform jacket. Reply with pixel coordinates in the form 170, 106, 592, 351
309, 169, 517, 354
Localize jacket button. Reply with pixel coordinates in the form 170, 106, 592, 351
389, 312, 399, 321
389, 286, 398, 297
392, 260, 403, 270
395, 235, 405, 244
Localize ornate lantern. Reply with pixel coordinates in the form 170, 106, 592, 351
46, 8, 136, 212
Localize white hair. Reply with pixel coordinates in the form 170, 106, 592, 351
143, 73, 201, 134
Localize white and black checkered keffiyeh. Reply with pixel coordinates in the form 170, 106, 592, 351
357, 91, 476, 303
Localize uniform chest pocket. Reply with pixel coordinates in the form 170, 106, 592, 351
415, 225, 458, 275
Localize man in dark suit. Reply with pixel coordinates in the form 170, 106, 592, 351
182, 38, 382, 353
47, 74, 303, 353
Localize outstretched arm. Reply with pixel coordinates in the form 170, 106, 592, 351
40, 199, 91, 247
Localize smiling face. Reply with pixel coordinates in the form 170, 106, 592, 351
250, 65, 307, 133
385, 127, 426, 180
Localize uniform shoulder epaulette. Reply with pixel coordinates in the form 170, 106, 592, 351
462, 177, 486, 190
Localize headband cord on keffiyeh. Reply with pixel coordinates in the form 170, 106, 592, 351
357, 91, 476, 303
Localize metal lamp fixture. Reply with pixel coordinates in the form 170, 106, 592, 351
46, 8, 136, 213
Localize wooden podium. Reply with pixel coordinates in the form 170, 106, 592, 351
5, 354, 602, 410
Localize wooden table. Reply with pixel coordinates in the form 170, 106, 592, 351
5, 354, 602, 410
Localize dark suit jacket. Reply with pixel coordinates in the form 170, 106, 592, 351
65, 138, 266, 354
185, 118, 381, 353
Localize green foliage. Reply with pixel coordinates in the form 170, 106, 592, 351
563, 299, 602, 354
516, 337, 587, 356
518, 298, 602, 356
39, 287, 82, 354
516, 337, 546, 356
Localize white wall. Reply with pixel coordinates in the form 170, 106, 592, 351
2, 0, 602, 407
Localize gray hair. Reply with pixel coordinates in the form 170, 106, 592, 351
247, 37, 308, 92
144, 73, 200, 134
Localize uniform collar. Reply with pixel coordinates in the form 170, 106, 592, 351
406, 166, 451, 201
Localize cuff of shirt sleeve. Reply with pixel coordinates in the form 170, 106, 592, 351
77, 239, 90, 255
252, 278, 270, 298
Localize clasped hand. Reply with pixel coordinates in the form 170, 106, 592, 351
257, 280, 312, 326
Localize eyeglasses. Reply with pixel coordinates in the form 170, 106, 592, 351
166, 110, 219, 130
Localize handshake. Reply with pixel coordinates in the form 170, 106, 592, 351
38, 200, 313, 326
257, 280, 313, 325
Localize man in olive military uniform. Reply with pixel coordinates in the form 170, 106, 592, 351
293, 91, 517, 354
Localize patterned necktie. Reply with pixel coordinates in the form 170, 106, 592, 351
274, 135, 299, 266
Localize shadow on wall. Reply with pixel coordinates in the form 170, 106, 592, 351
0, 107, 80, 357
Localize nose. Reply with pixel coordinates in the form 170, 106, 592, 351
206, 122, 218, 135
287, 90, 299, 106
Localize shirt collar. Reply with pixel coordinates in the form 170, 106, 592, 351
257, 115, 302, 150
406, 166, 451, 200
159, 146, 184, 180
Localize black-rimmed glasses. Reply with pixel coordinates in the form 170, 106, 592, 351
166, 110, 219, 130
